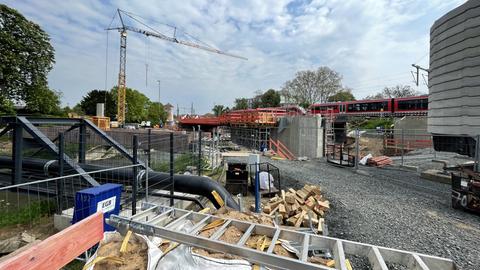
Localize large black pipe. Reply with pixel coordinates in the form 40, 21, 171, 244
0, 157, 239, 210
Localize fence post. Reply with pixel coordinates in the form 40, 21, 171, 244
56, 132, 65, 214
401, 128, 405, 166
355, 128, 359, 170
198, 129, 202, 176
147, 128, 152, 168
132, 135, 138, 215
170, 132, 174, 206
475, 135, 480, 173
215, 129, 219, 169
78, 122, 86, 164
12, 123, 23, 185
254, 163, 260, 213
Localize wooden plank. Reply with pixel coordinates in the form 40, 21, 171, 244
285, 193, 296, 204
318, 218, 325, 233
317, 200, 330, 209
281, 190, 286, 201
0, 212, 104, 270
0, 240, 41, 264
295, 210, 307, 227
295, 195, 304, 205
286, 212, 301, 226
278, 204, 287, 216
269, 199, 284, 209
296, 189, 308, 200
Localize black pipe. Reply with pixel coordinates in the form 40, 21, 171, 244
0, 157, 239, 210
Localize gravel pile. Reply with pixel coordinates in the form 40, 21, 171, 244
225, 156, 480, 270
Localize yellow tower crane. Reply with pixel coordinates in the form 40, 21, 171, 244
107, 9, 247, 126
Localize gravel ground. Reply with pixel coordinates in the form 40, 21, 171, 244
225, 156, 480, 270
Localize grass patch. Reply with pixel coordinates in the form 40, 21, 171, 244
357, 118, 394, 130
150, 153, 208, 173
0, 200, 56, 228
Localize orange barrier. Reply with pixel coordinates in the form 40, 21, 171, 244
0, 212, 104, 270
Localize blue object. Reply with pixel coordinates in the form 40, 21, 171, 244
254, 167, 260, 213
72, 183, 122, 231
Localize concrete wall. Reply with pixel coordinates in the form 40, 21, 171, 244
428, 0, 480, 136
270, 115, 324, 158
394, 116, 428, 137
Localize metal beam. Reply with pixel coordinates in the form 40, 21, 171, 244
83, 119, 146, 168
78, 123, 86, 163
11, 124, 23, 185
16, 117, 98, 186
0, 117, 82, 125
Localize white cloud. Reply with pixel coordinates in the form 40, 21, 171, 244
2, 0, 468, 113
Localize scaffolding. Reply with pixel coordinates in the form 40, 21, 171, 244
230, 127, 271, 151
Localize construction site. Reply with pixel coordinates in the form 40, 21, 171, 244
0, 1, 480, 270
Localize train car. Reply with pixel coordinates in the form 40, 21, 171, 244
345, 98, 391, 116
393, 95, 428, 115
309, 96, 428, 117
309, 103, 342, 114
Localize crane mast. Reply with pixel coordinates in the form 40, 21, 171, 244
107, 9, 246, 126
118, 30, 127, 125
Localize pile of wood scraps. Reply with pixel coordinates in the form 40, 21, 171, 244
257, 185, 329, 233
367, 156, 393, 167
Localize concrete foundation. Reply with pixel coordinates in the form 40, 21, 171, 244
394, 116, 427, 135
271, 115, 324, 158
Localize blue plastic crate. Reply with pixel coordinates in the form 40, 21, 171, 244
72, 183, 122, 231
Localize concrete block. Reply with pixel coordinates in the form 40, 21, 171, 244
420, 169, 451, 184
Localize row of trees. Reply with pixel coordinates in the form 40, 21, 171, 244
73, 88, 168, 125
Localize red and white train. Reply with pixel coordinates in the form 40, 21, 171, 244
309, 95, 428, 116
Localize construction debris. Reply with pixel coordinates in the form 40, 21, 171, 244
261, 184, 329, 232
367, 156, 393, 167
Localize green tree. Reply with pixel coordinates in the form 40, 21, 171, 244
212, 105, 228, 116
111, 86, 150, 123
260, 89, 281, 107
24, 86, 62, 115
233, 98, 248, 110
0, 95, 14, 115
78, 90, 116, 118
147, 102, 167, 126
328, 89, 356, 102
0, 4, 57, 114
282, 66, 343, 106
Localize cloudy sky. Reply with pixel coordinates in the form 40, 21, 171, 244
3, 0, 466, 114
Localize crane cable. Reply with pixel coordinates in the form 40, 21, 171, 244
104, 12, 117, 109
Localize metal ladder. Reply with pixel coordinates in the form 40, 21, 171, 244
107, 204, 456, 270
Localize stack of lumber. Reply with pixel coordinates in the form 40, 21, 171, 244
258, 185, 329, 233
367, 156, 393, 167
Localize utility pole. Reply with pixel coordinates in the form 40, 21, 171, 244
157, 80, 161, 104
411, 64, 429, 86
